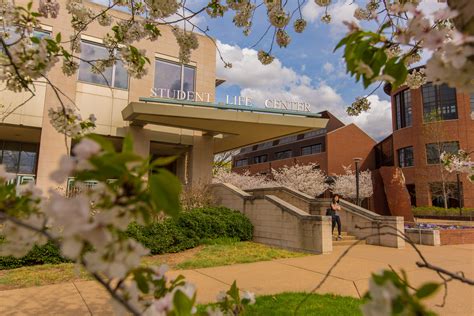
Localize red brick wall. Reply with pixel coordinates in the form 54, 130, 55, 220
391, 85, 474, 208
326, 124, 376, 175
439, 229, 474, 245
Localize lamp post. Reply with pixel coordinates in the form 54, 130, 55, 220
456, 172, 463, 216
353, 157, 362, 206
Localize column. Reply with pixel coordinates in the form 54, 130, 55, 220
188, 134, 214, 187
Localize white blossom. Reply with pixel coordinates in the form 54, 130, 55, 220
331, 166, 373, 201
0, 164, 15, 182
272, 164, 328, 197
72, 138, 101, 160
404, 68, 426, 89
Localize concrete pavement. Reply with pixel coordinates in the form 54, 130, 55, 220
1, 244, 473, 315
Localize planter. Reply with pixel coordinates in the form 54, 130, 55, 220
405, 224, 474, 246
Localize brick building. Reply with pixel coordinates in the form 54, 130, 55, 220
380, 81, 474, 208
232, 111, 376, 178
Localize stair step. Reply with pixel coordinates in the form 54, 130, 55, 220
333, 235, 357, 241
333, 239, 364, 246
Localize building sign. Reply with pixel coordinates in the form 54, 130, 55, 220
150, 88, 311, 113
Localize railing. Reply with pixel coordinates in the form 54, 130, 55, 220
6, 174, 36, 187
66, 178, 117, 197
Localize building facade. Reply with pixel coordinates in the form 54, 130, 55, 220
1, 1, 327, 193
384, 82, 474, 208
232, 111, 376, 177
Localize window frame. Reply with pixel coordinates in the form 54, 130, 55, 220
421, 83, 458, 121
253, 154, 268, 164
77, 40, 129, 90
425, 141, 460, 165
301, 143, 323, 156
0, 140, 39, 175
397, 146, 414, 168
275, 150, 292, 160
234, 158, 248, 167
154, 58, 196, 95
394, 89, 412, 129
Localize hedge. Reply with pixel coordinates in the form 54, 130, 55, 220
0, 207, 253, 270
412, 206, 474, 217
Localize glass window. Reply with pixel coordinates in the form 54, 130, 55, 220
256, 142, 272, 150
275, 150, 292, 160
304, 129, 326, 138
430, 182, 462, 208
154, 59, 195, 95
397, 146, 414, 167
279, 135, 298, 145
254, 155, 268, 164
426, 141, 459, 164
394, 89, 412, 129
422, 83, 457, 121
301, 144, 323, 156
18, 143, 38, 174
0, 141, 38, 174
78, 41, 128, 89
235, 159, 248, 167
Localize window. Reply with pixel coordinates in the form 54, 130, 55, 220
154, 59, 195, 95
304, 129, 327, 138
426, 141, 459, 164
1, 28, 51, 53
254, 155, 268, 164
375, 135, 394, 168
275, 150, 292, 160
422, 83, 457, 121
78, 41, 129, 89
235, 159, 248, 167
394, 89, 412, 129
0, 141, 39, 175
397, 146, 414, 167
256, 142, 272, 150
301, 144, 323, 156
278, 135, 297, 145
430, 182, 462, 208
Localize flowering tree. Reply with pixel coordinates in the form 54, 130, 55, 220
213, 168, 273, 189
271, 163, 328, 197
441, 149, 474, 182
330, 166, 374, 202
1, 1, 473, 315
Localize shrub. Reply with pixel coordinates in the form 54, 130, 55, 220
412, 206, 474, 217
0, 207, 253, 269
127, 207, 253, 255
0, 238, 68, 270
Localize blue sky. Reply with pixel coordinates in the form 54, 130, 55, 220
92, 0, 443, 141
187, 0, 395, 141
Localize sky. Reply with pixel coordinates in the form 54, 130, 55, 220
92, 0, 444, 141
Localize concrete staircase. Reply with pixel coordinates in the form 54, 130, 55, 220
332, 231, 364, 246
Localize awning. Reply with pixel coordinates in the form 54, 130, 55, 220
122, 100, 328, 153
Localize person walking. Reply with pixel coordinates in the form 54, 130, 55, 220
326, 194, 342, 240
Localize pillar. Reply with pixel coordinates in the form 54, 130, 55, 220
188, 134, 214, 187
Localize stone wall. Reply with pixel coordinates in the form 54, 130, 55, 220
211, 184, 332, 254
405, 229, 441, 246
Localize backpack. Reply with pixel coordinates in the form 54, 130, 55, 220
326, 208, 335, 216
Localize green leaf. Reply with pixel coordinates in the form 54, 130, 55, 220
30, 37, 40, 44
134, 271, 150, 294
172, 290, 194, 316
122, 133, 134, 153
85, 134, 115, 153
227, 281, 240, 302
151, 156, 178, 167
416, 283, 440, 299
149, 170, 181, 217
55, 32, 61, 43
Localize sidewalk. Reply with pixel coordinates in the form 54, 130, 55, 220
1, 244, 473, 315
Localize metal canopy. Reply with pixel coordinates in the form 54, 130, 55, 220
122, 101, 328, 153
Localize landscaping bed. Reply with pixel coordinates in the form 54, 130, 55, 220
412, 206, 474, 221
405, 223, 474, 246
0, 239, 306, 290
0, 207, 253, 270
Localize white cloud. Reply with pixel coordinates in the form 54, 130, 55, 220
323, 62, 334, 74
345, 95, 392, 140
216, 41, 392, 141
302, 0, 359, 34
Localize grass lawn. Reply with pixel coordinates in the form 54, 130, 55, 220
199, 292, 363, 316
0, 239, 307, 290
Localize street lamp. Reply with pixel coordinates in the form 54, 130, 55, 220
353, 157, 362, 206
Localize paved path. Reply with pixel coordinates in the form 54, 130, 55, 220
1, 244, 473, 315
